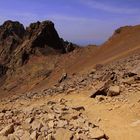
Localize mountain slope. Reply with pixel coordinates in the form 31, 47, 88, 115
0, 21, 140, 97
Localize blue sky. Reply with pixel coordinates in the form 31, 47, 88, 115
0, 0, 140, 45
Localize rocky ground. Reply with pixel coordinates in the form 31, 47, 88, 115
0, 97, 108, 140
0, 53, 140, 140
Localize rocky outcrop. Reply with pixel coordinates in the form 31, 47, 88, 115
0, 20, 74, 63
0, 20, 76, 76
114, 26, 132, 34
0, 20, 25, 63
26, 21, 65, 51
7, 20, 76, 68
0, 65, 8, 78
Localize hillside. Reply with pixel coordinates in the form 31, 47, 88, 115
1, 21, 140, 97
0, 20, 77, 97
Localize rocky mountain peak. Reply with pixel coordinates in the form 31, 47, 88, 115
114, 26, 132, 35
0, 20, 25, 63
0, 20, 25, 39
0, 20, 77, 74
25, 20, 65, 51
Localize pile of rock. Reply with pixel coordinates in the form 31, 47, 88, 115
0, 99, 108, 140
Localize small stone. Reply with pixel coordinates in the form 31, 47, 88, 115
14, 129, 24, 137
21, 131, 31, 140
66, 88, 75, 94
47, 134, 55, 140
57, 120, 68, 128
58, 73, 67, 83
47, 101, 56, 106
40, 126, 48, 132
0, 124, 14, 136
37, 135, 44, 140
77, 117, 85, 123
22, 122, 31, 130
0, 113, 4, 118
8, 134, 20, 140
31, 120, 43, 131
54, 128, 73, 140
96, 95, 105, 102
89, 69, 96, 74
25, 117, 34, 124
23, 107, 34, 115
108, 86, 120, 96
130, 120, 140, 127
59, 98, 67, 104
69, 120, 79, 128
52, 107, 62, 114
30, 131, 38, 140
89, 127, 105, 139
122, 77, 135, 84
48, 113, 55, 120
48, 120, 54, 128
78, 133, 88, 140
72, 106, 85, 111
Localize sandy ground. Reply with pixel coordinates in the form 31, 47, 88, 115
63, 91, 140, 140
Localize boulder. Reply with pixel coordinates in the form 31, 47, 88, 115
89, 127, 105, 139
57, 120, 68, 128
31, 120, 43, 131
25, 117, 34, 124
20, 131, 31, 140
89, 69, 96, 75
90, 82, 108, 98
122, 77, 135, 85
8, 134, 20, 140
0, 124, 14, 136
48, 120, 55, 128
54, 128, 73, 140
108, 86, 120, 96
47, 113, 55, 120
30, 131, 38, 140
58, 73, 67, 83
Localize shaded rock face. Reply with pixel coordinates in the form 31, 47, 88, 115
0, 65, 8, 77
26, 21, 65, 51
0, 20, 25, 39
0, 20, 25, 63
